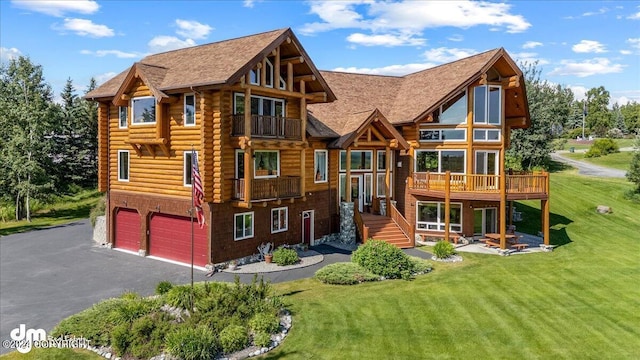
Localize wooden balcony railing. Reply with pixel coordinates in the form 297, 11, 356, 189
231, 114, 302, 140
232, 176, 301, 201
411, 172, 548, 195
388, 202, 415, 246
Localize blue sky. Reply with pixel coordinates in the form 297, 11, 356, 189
1, 0, 639, 105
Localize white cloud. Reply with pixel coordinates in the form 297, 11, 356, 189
332, 62, 437, 76
175, 19, 213, 40
522, 41, 542, 49
300, 0, 531, 39
568, 85, 588, 102
620, 50, 632, 55
243, 0, 263, 8
80, 49, 140, 58
57, 18, 114, 37
422, 47, 477, 63
627, 9, 640, 20
11, 0, 99, 17
572, 40, 607, 53
549, 58, 624, 77
447, 34, 464, 42
627, 38, 640, 51
94, 71, 117, 85
148, 36, 196, 53
511, 52, 550, 65
346, 32, 425, 47
0, 47, 22, 62
582, 7, 609, 17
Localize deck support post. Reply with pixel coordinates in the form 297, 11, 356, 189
345, 148, 351, 205
385, 146, 391, 217
444, 171, 451, 242
542, 171, 550, 245
499, 169, 507, 249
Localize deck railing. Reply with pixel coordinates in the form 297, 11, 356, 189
354, 208, 369, 243
388, 202, 415, 246
231, 114, 302, 140
411, 172, 548, 195
232, 176, 301, 201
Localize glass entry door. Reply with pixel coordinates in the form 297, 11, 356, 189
350, 175, 363, 212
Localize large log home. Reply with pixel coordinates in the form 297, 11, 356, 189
87, 28, 549, 267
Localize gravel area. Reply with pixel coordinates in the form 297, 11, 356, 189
222, 250, 324, 274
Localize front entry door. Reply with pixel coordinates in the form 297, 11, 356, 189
474, 208, 497, 236
302, 210, 313, 244
350, 175, 363, 212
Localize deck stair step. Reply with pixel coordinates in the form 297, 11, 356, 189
360, 213, 412, 249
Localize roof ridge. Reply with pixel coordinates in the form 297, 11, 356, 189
320, 69, 403, 79
402, 48, 501, 78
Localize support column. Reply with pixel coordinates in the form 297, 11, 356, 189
385, 146, 391, 216
244, 148, 253, 203
345, 148, 351, 203
542, 198, 550, 245
499, 170, 507, 249
444, 171, 451, 242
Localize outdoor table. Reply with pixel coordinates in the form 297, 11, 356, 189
484, 233, 519, 244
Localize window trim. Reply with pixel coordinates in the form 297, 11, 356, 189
184, 93, 196, 126
249, 67, 260, 85
314, 150, 328, 183
183, 151, 197, 187
414, 149, 466, 174
473, 129, 501, 142
131, 96, 156, 125
419, 128, 467, 142
254, 150, 280, 178
473, 85, 502, 125
416, 201, 463, 232
265, 58, 274, 88
118, 106, 128, 129
234, 212, 254, 241
271, 207, 288, 233
117, 150, 130, 182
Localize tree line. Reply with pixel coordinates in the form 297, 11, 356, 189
0, 56, 97, 221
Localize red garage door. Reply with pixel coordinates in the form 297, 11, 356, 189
114, 208, 140, 252
149, 214, 208, 267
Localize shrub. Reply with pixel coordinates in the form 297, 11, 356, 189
585, 138, 619, 158
351, 240, 414, 279
129, 314, 174, 359
552, 138, 567, 151
110, 323, 132, 356
248, 312, 280, 334
409, 256, 433, 274
272, 247, 299, 266
166, 326, 220, 360
315, 262, 380, 285
120, 291, 139, 300
111, 297, 160, 324
52, 298, 130, 345
156, 280, 174, 295
89, 195, 106, 228
433, 241, 456, 259
167, 284, 203, 309
219, 324, 249, 354
253, 331, 272, 348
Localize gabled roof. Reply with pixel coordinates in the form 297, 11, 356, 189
87, 28, 336, 102
328, 109, 409, 150
308, 48, 529, 132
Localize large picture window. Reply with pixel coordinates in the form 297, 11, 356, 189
438, 91, 467, 124
415, 150, 465, 173
132, 96, 156, 124
416, 202, 462, 232
271, 207, 288, 233
118, 106, 128, 128
234, 212, 254, 240
473, 85, 501, 124
314, 150, 327, 183
254, 150, 279, 178
118, 150, 129, 181
339, 150, 372, 171
184, 94, 195, 126
234, 93, 284, 117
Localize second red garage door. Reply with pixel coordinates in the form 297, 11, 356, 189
149, 214, 208, 267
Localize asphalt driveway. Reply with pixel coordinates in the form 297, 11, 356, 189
0, 220, 354, 353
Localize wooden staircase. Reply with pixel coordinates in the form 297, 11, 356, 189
360, 213, 413, 249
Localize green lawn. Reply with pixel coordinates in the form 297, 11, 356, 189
564, 151, 633, 171
554, 138, 636, 151
265, 170, 640, 359
0, 190, 102, 236
0, 348, 102, 360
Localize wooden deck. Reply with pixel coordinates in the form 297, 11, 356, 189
409, 172, 549, 200
356, 212, 413, 248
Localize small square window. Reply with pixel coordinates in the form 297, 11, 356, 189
234, 212, 254, 240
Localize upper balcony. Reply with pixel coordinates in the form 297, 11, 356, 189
232, 114, 302, 140
232, 176, 302, 202
410, 171, 548, 201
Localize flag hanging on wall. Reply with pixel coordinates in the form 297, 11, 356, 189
192, 152, 205, 228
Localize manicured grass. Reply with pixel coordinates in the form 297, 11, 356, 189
0, 190, 102, 236
564, 151, 633, 171
266, 170, 640, 359
0, 348, 102, 359
555, 138, 636, 151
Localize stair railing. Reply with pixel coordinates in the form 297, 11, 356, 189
388, 202, 415, 247
353, 208, 369, 243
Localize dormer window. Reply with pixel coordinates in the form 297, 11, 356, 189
132, 96, 156, 124
250, 67, 260, 85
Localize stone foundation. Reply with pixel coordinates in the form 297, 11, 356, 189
92, 215, 107, 245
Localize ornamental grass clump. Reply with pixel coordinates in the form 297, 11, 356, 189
351, 240, 414, 280
433, 240, 456, 259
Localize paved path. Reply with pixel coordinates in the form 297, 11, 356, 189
1, 220, 433, 354
551, 151, 627, 178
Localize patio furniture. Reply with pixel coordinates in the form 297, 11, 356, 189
511, 243, 529, 251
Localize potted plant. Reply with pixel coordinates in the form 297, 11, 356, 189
264, 253, 273, 264
228, 260, 238, 271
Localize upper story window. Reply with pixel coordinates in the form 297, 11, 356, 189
184, 94, 195, 126
279, 75, 286, 90
118, 150, 129, 181
474, 129, 500, 142
314, 150, 328, 183
254, 150, 279, 178
249, 67, 260, 85
184, 151, 197, 186
118, 106, 128, 129
415, 150, 465, 174
132, 96, 156, 125
438, 91, 467, 124
377, 150, 393, 171
265, 59, 274, 88
419, 129, 466, 142
340, 150, 373, 171
234, 93, 285, 117
473, 85, 501, 125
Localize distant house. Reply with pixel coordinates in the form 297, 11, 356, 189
87, 28, 549, 267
